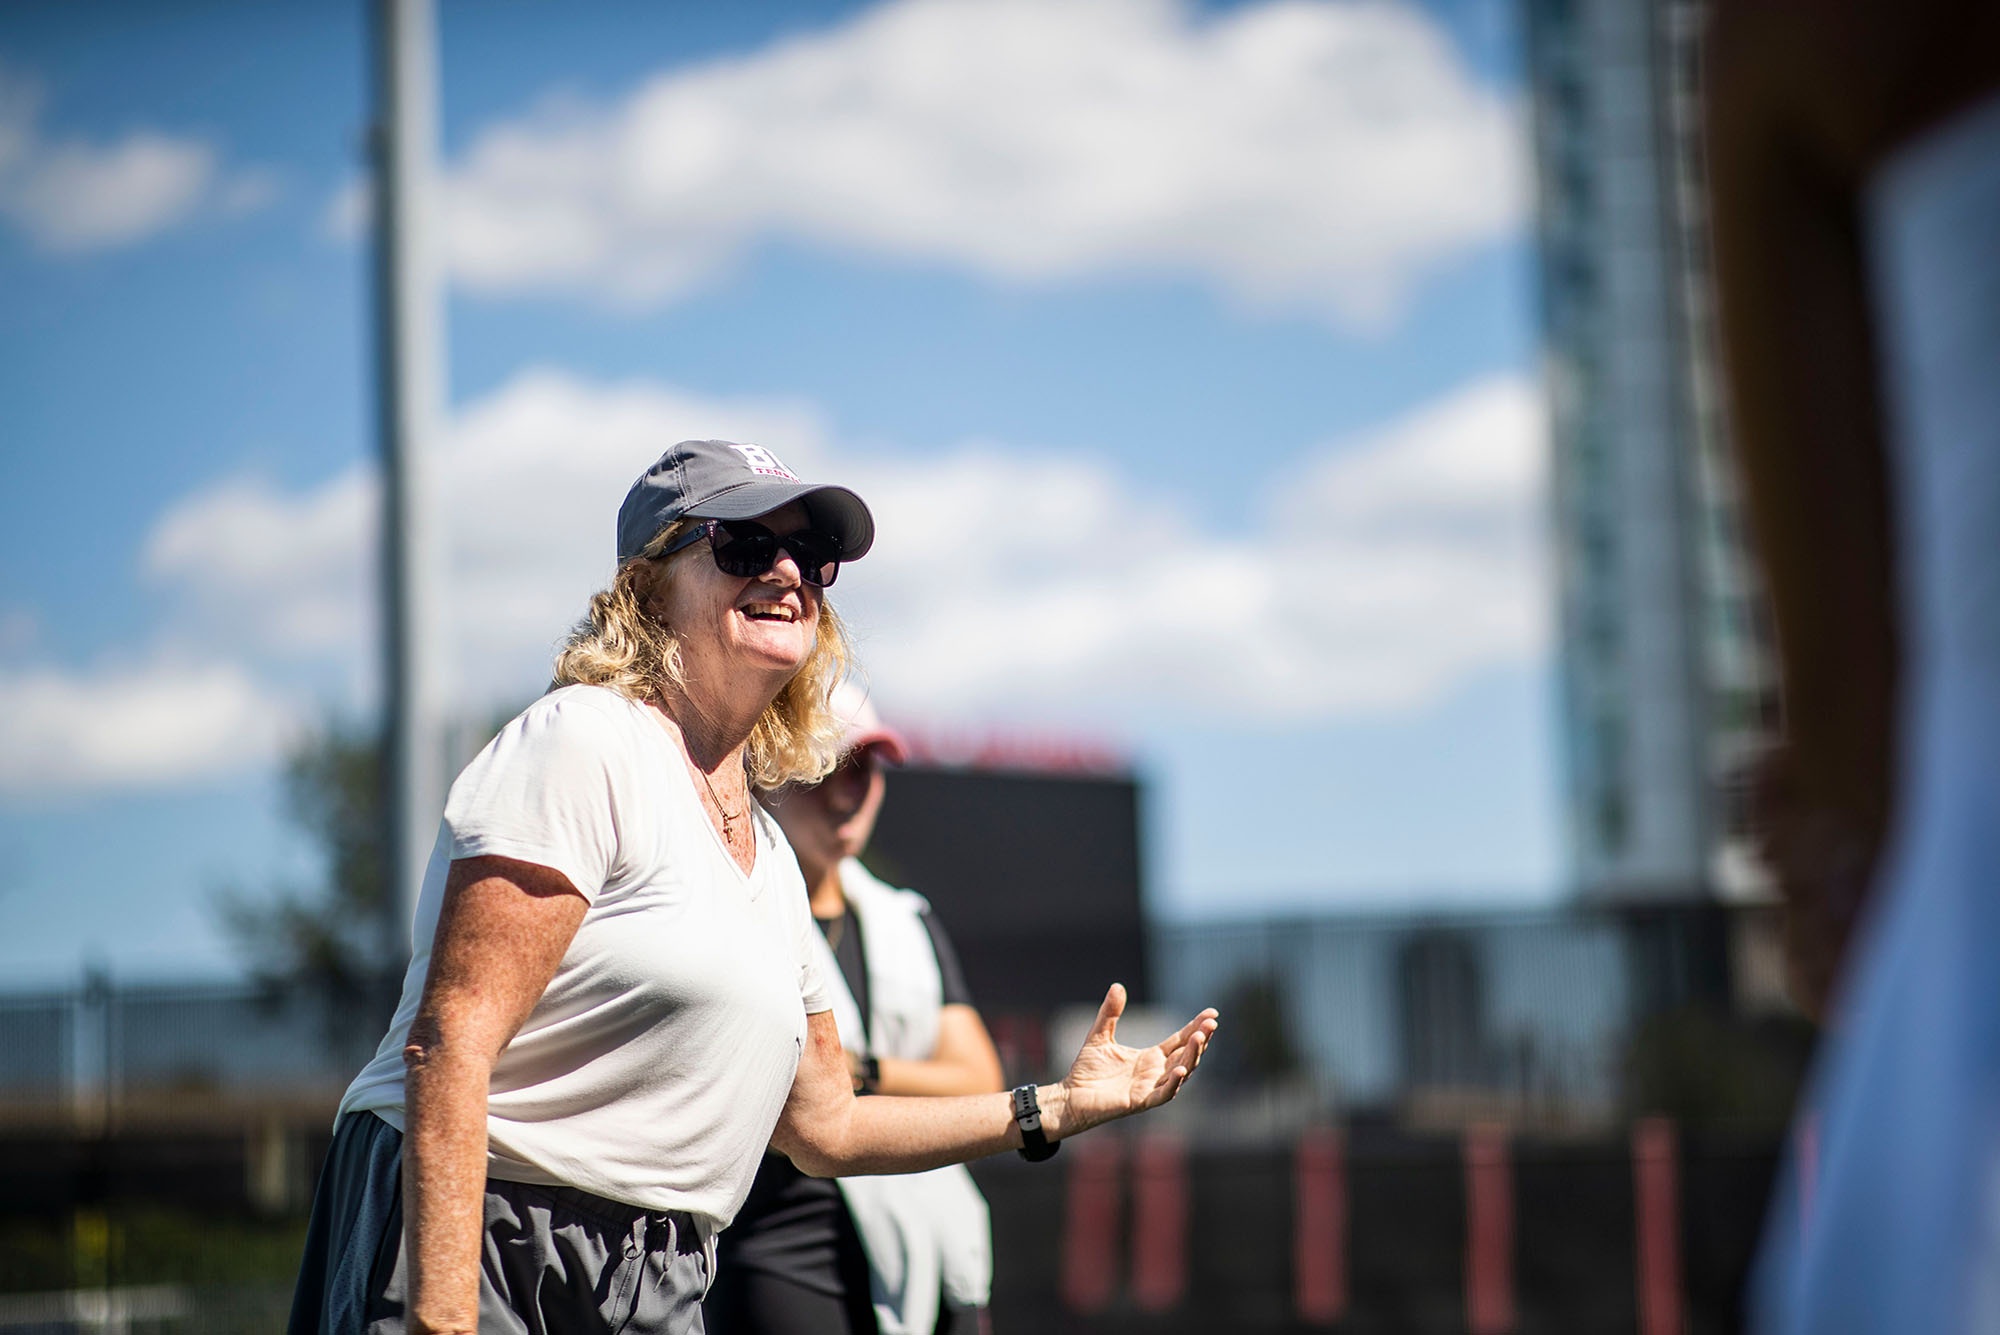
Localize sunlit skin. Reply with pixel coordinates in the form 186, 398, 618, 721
653, 502, 821, 725
767, 748, 1007, 1096
647, 500, 821, 872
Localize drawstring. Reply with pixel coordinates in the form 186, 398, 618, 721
647, 1215, 670, 1290
629, 1212, 687, 1255
634, 1211, 713, 1290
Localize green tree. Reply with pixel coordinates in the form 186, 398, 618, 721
218, 718, 400, 1047
1203, 973, 1304, 1093
1622, 1004, 1817, 1130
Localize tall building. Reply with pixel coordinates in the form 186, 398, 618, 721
1523, 0, 1778, 903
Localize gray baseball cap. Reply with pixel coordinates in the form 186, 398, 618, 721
615, 439, 875, 563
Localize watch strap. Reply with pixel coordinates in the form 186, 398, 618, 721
1012, 1084, 1060, 1162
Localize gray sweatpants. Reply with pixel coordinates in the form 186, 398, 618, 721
290, 1110, 714, 1335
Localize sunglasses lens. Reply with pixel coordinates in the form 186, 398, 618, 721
707, 521, 843, 587
708, 522, 776, 578
783, 531, 842, 588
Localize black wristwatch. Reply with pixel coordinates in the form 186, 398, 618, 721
854, 1055, 881, 1096
1011, 1084, 1060, 1162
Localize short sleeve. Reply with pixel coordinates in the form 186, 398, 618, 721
918, 908, 975, 1008
444, 690, 633, 902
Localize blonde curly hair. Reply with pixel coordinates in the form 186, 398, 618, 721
551, 518, 854, 788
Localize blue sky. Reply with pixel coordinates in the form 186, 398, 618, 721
0, 0, 1558, 986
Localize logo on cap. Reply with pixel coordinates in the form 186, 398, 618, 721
730, 444, 799, 481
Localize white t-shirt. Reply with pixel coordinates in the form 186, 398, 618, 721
339, 684, 832, 1231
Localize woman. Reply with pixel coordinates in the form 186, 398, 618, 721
1704, 2, 2000, 1327
709, 683, 1002, 1335
287, 437, 1217, 1335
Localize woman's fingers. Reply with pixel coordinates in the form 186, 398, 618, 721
1141, 1027, 1209, 1107
1065, 996, 1215, 1117
1176, 1029, 1208, 1079
1153, 1052, 1196, 1105
1087, 983, 1129, 1046
1155, 1009, 1220, 1056
1157, 1015, 1218, 1092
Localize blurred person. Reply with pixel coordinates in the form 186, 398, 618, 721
287, 439, 1218, 1335
1705, 2, 2000, 1329
707, 683, 1001, 1335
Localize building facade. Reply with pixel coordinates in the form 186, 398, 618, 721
1523, 0, 1778, 903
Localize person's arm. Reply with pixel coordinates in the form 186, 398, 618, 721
867, 1004, 1005, 1097
401, 855, 588, 1335
865, 913, 1003, 1095
775, 983, 1215, 1178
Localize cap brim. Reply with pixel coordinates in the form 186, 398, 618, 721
689, 480, 875, 560
847, 728, 909, 766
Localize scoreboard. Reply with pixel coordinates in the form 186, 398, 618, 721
860, 764, 1150, 1012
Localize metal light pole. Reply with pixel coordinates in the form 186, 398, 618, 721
371, 0, 448, 964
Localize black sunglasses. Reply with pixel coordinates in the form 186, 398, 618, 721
661, 518, 845, 588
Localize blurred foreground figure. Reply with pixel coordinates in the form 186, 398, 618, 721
708, 684, 1001, 1335
1706, 1, 2000, 1329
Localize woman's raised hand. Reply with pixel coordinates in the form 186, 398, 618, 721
1054, 984, 1218, 1137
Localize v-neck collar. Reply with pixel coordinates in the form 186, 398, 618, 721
629, 695, 760, 885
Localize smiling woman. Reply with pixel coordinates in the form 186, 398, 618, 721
286, 438, 1218, 1335
550, 508, 855, 792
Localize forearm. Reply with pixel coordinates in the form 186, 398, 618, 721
873, 1054, 1002, 1098
869, 1005, 1004, 1096
401, 1033, 496, 1335
394, 857, 584, 1332
777, 991, 1212, 1179
793, 1082, 1068, 1178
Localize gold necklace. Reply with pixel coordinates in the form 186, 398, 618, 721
694, 762, 747, 838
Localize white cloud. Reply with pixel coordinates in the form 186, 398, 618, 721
0, 658, 295, 795
11, 367, 1540, 794
133, 368, 1545, 752
435, 0, 1523, 324
0, 69, 276, 253
142, 372, 835, 706
840, 376, 1546, 721
145, 470, 378, 657
215, 167, 282, 217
